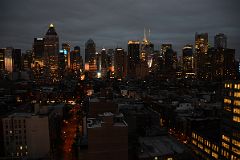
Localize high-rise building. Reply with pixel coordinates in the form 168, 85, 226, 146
0, 48, 5, 71
222, 49, 236, 80
100, 48, 108, 78
62, 43, 71, 69
195, 32, 209, 79
161, 44, 172, 57
221, 82, 240, 160
214, 33, 227, 49
85, 39, 96, 69
128, 40, 140, 78
33, 38, 45, 63
43, 24, 59, 83
195, 33, 208, 53
182, 44, 195, 77
114, 48, 127, 79
70, 46, 83, 73
4, 47, 21, 73
140, 29, 154, 68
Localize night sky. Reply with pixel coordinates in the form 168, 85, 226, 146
1, 0, 240, 57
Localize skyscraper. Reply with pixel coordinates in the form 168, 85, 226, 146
195, 32, 209, 79
62, 43, 71, 69
214, 33, 227, 49
43, 24, 59, 83
114, 48, 127, 79
4, 47, 21, 73
33, 38, 45, 64
140, 29, 154, 68
85, 39, 96, 76
182, 44, 194, 77
128, 40, 140, 78
70, 46, 83, 73
0, 48, 5, 71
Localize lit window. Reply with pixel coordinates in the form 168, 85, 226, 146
212, 152, 218, 159
234, 100, 240, 106
234, 92, 240, 98
222, 142, 229, 149
204, 148, 210, 154
222, 135, 230, 142
233, 108, 240, 115
233, 116, 240, 123
224, 98, 231, 104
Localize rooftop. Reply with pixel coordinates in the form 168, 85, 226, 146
138, 136, 187, 158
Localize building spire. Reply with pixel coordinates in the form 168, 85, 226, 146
148, 29, 151, 40
143, 28, 147, 42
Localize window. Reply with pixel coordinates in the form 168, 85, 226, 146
224, 98, 231, 104
234, 100, 240, 106
233, 116, 240, 123
233, 108, 240, 115
222, 142, 229, 149
212, 152, 218, 159
222, 135, 230, 142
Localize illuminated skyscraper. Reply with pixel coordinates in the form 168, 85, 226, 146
140, 29, 154, 68
182, 44, 194, 77
195, 32, 209, 79
62, 43, 71, 69
161, 44, 172, 57
214, 33, 227, 49
0, 48, 5, 71
43, 24, 59, 83
4, 47, 21, 73
70, 46, 83, 73
221, 82, 240, 160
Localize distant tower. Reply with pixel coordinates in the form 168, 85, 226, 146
140, 28, 154, 68
195, 32, 208, 79
62, 43, 71, 69
214, 33, 227, 49
43, 23, 59, 83
128, 40, 140, 78
114, 48, 127, 79
182, 44, 194, 77
85, 39, 96, 71
33, 37, 45, 64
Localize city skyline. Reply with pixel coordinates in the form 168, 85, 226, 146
1, 0, 240, 56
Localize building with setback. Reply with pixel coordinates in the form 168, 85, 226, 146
43, 24, 59, 83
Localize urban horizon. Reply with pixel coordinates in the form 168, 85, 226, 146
1, 0, 240, 160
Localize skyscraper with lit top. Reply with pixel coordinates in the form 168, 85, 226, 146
43, 24, 59, 83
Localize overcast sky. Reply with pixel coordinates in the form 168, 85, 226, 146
1, 0, 240, 57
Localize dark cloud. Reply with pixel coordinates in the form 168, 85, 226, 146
1, 0, 240, 57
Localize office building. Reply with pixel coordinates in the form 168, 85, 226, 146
221, 81, 240, 160
62, 43, 71, 69
33, 38, 45, 64
182, 44, 195, 78
85, 39, 96, 71
114, 48, 127, 79
140, 29, 154, 68
214, 33, 227, 49
43, 24, 59, 83
128, 40, 140, 78
2, 113, 50, 159
0, 48, 5, 71
195, 32, 209, 79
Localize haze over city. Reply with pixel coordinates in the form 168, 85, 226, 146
1, 0, 240, 55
